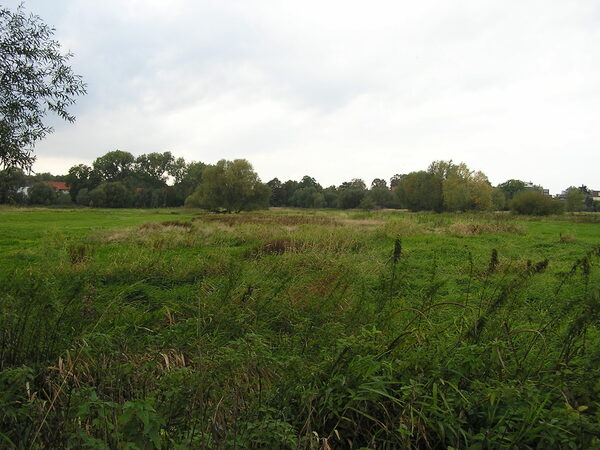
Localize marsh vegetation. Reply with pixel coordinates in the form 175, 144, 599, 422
0, 208, 599, 448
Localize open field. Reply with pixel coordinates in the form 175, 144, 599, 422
1, 207, 599, 448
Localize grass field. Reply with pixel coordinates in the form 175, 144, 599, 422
1, 207, 599, 448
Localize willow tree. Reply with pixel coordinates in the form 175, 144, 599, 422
185, 159, 270, 212
0, 5, 86, 170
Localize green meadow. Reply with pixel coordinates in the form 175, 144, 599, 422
1, 207, 599, 448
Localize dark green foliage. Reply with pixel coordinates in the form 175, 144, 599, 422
0, 4, 86, 170
134, 151, 175, 188
338, 179, 367, 209
65, 164, 94, 201
134, 188, 167, 208
368, 178, 394, 208
185, 159, 270, 212
92, 150, 135, 183
511, 190, 564, 215
395, 171, 443, 211
27, 182, 56, 205
565, 186, 586, 212
497, 179, 527, 202
75, 188, 91, 206
266, 177, 285, 206
323, 186, 339, 208
89, 182, 134, 208
55, 192, 73, 206
0, 168, 26, 204
290, 186, 325, 208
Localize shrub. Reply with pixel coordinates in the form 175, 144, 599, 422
89, 182, 134, 208
185, 159, 270, 212
510, 190, 563, 215
27, 182, 56, 205
55, 192, 73, 206
76, 188, 91, 206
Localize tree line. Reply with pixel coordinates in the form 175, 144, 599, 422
2, 6, 597, 216
1, 150, 598, 214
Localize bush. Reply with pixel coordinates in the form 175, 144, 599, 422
511, 190, 564, 215
76, 188, 91, 206
89, 182, 133, 208
185, 159, 270, 212
55, 192, 73, 206
27, 182, 56, 205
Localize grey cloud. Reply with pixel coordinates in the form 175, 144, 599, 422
3, 0, 599, 193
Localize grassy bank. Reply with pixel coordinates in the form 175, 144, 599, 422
1, 207, 599, 448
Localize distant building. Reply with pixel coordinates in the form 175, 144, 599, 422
557, 188, 600, 202
43, 181, 70, 194
524, 182, 550, 197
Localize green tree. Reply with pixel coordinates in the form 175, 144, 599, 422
168, 160, 205, 206
290, 186, 325, 208
89, 182, 134, 208
28, 172, 63, 182
134, 152, 174, 188
267, 178, 284, 206
298, 175, 321, 190
75, 188, 90, 206
281, 180, 300, 206
0, 168, 26, 204
369, 178, 393, 208
323, 186, 339, 208
426, 161, 494, 212
65, 164, 93, 201
0, 5, 86, 170
491, 187, 506, 211
338, 179, 367, 209
396, 171, 442, 212
564, 186, 585, 212
442, 167, 471, 211
511, 190, 563, 215
27, 182, 56, 205
185, 159, 270, 212
390, 174, 403, 190
93, 151, 135, 183
497, 179, 527, 203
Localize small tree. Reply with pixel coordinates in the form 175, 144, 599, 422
511, 190, 563, 215
185, 159, 270, 212
0, 5, 86, 170
564, 187, 585, 212
0, 168, 26, 204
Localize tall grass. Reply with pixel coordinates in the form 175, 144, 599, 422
0, 209, 599, 448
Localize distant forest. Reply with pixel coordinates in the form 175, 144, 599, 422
1, 150, 598, 214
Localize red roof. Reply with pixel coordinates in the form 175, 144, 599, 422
43, 181, 69, 191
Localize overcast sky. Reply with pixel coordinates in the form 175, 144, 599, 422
5, 0, 600, 194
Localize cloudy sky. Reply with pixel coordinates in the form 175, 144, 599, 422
6, 0, 600, 193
